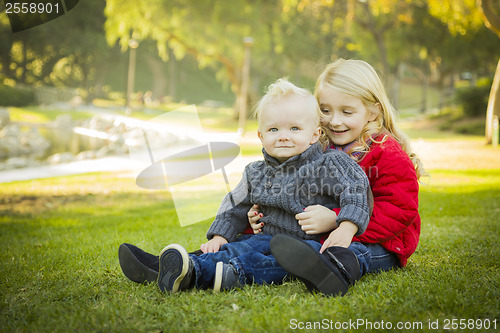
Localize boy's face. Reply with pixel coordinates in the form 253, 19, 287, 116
258, 95, 321, 163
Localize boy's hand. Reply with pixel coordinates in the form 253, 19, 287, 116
201, 235, 228, 253
248, 204, 264, 234
296, 205, 338, 234
320, 221, 358, 253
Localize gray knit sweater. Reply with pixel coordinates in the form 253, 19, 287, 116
206, 142, 371, 243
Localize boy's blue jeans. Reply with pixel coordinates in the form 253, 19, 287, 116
190, 234, 305, 288
190, 234, 399, 289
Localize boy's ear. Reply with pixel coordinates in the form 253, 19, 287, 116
310, 127, 321, 144
257, 130, 263, 143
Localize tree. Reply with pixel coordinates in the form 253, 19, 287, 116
0, 0, 119, 102
427, 0, 500, 144
478, 0, 500, 144
105, 0, 276, 117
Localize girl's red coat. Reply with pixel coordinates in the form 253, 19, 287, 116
352, 134, 420, 267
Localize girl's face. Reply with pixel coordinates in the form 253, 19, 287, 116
258, 95, 321, 163
318, 87, 377, 146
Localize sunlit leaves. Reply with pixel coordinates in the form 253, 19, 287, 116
427, 0, 484, 35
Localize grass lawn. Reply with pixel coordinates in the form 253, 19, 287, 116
2, 103, 499, 332
1, 167, 499, 332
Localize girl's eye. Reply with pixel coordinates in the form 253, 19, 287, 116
343, 110, 353, 115
269, 128, 278, 132
291, 127, 299, 131
320, 109, 331, 114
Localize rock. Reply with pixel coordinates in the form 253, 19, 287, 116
5, 157, 29, 169
76, 150, 96, 160
47, 152, 74, 164
20, 128, 50, 158
54, 114, 74, 128
0, 108, 10, 129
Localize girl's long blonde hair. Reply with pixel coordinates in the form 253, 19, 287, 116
315, 58, 426, 179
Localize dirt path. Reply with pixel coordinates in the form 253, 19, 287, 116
241, 130, 500, 171
411, 139, 500, 170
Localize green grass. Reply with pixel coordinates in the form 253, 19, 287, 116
1, 169, 499, 333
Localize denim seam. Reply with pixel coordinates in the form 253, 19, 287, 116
190, 255, 202, 287
229, 258, 246, 285
358, 249, 370, 259
371, 253, 392, 260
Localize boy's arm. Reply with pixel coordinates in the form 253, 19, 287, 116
201, 235, 228, 253
325, 152, 371, 236
206, 164, 255, 242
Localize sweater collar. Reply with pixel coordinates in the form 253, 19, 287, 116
329, 135, 376, 162
262, 141, 324, 169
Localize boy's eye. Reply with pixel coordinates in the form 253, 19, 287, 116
320, 109, 331, 114
343, 109, 353, 115
291, 127, 299, 131
269, 128, 278, 132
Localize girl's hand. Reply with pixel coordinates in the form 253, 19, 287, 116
320, 221, 358, 253
201, 235, 228, 253
296, 205, 338, 235
248, 204, 264, 234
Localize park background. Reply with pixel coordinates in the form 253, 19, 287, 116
1, 0, 500, 332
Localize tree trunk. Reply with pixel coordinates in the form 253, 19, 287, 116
477, 0, 500, 144
145, 54, 167, 102
421, 74, 428, 114
478, 0, 500, 37
485, 59, 500, 144
168, 47, 176, 101
391, 63, 402, 110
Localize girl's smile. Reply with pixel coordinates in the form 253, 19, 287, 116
318, 88, 377, 146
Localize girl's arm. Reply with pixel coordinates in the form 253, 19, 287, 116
248, 204, 264, 234
320, 220, 358, 251
355, 140, 419, 244
295, 205, 339, 234
206, 165, 254, 242
251, 205, 340, 235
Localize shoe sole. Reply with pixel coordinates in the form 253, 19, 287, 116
158, 244, 189, 293
213, 261, 223, 293
270, 234, 348, 296
118, 244, 158, 284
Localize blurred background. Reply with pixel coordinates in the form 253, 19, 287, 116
0, 0, 499, 174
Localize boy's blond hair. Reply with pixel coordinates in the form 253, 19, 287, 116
254, 78, 323, 128
315, 59, 426, 179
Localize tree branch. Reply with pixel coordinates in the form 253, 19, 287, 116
477, 0, 500, 37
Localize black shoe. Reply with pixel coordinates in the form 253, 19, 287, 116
270, 234, 361, 297
158, 244, 195, 293
213, 262, 242, 292
118, 243, 159, 284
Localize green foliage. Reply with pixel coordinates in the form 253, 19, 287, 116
455, 85, 491, 117
1, 0, 500, 111
0, 85, 35, 106
452, 118, 487, 135
0, 170, 499, 332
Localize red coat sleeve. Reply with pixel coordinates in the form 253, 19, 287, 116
353, 137, 419, 245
